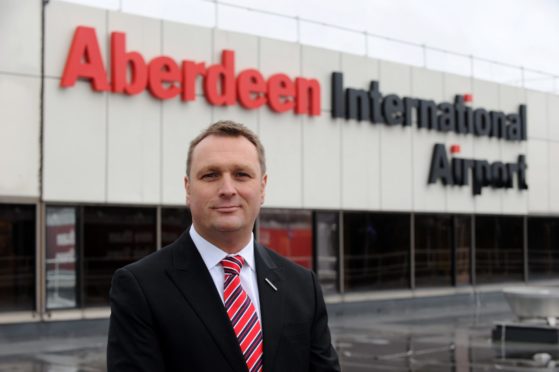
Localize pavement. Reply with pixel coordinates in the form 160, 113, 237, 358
1, 291, 558, 371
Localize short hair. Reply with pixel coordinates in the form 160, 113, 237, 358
186, 120, 266, 177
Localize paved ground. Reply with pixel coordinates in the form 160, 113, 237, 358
329, 298, 559, 371
1, 293, 558, 371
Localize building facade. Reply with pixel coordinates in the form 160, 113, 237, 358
1, 0, 558, 324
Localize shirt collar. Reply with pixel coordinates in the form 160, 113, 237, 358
189, 225, 256, 272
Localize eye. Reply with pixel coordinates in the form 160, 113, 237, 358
235, 171, 252, 179
201, 172, 218, 180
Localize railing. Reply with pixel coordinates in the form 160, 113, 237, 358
106, 0, 559, 94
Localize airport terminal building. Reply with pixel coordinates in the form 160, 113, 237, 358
1, 0, 558, 324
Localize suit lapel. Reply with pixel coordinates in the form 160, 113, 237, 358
165, 232, 247, 372
255, 244, 284, 371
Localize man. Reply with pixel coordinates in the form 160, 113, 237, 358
107, 121, 340, 372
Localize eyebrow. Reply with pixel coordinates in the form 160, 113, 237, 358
195, 164, 256, 175
195, 166, 216, 174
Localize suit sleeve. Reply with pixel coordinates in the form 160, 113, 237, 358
309, 271, 341, 372
107, 268, 166, 372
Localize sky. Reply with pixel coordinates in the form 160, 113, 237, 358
228, 0, 559, 74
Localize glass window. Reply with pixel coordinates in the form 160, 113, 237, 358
0, 204, 36, 312
475, 215, 523, 284
528, 217, 559, 280
315, 212, 339, 294
83, 206, 156, 306
258, 209, 313, 269
454, 216, 472, 286
46, 207, 78, 309
414, 214, 452, 287
343, 213, 410, 291
161, 207, 192, 247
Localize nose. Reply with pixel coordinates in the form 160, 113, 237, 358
218, 174, 237, 197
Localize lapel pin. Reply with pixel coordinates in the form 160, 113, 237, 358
265, 278, 277, 291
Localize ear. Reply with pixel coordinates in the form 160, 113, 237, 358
184, 176, 191, 205
260, 174, 268, 205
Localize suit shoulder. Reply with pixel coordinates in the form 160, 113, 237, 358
119, 240, 176, 277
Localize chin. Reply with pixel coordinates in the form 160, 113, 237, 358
213, 221, 244, 233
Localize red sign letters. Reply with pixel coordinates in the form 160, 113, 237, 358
60, 26, 321, 116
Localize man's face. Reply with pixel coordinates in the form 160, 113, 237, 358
185, 135, 267, 247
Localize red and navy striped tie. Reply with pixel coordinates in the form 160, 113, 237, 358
221, 256, 264, 372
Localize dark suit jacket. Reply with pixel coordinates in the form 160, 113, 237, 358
107, 231, 340, 372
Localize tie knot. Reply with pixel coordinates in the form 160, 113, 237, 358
221, 255, 244, 276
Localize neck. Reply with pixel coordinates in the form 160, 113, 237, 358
193, 225, 252, 254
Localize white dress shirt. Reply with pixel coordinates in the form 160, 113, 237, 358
189, 226, 262, 320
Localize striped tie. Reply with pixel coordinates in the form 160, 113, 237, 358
221, 256, 264, 372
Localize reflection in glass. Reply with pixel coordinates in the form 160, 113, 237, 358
83, 207, 156, 306
315, 212, 339, 294
454, 216, 472, 286
415, 214, 452, 287
476, 216, 523, 284
528, 217, 559, 280
46, 207, 77, 309
0, 204, 36, 311
343, 213, 410, 291
258, 209, 313, 269
161, 208, 192, 247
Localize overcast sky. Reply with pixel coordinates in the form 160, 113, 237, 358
229, 0, 559, 74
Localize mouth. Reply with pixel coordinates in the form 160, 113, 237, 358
212, 205, 241, 213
